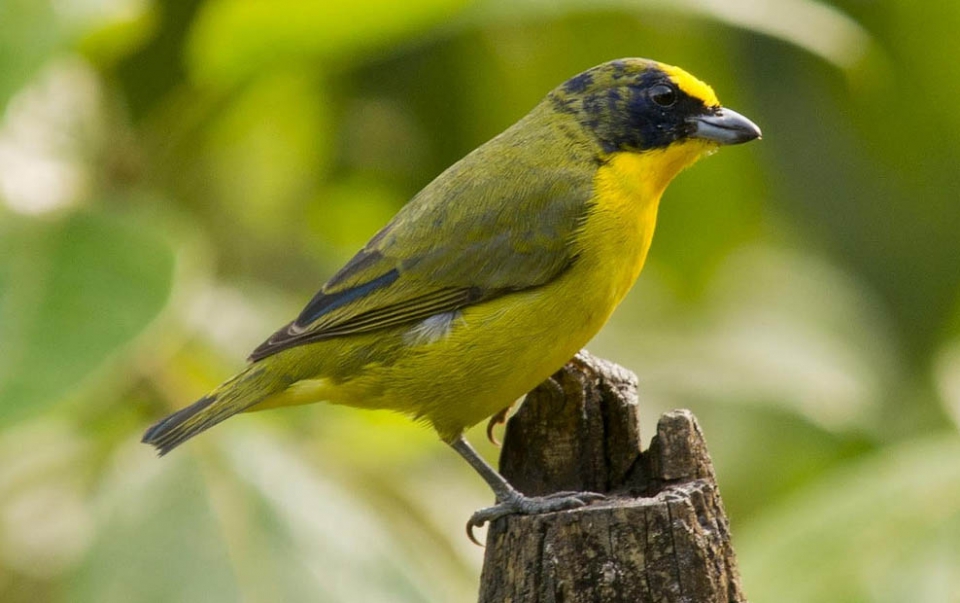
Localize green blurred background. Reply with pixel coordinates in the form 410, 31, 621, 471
2, 0, 959, 601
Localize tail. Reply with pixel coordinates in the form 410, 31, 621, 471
142, 364, 287, 456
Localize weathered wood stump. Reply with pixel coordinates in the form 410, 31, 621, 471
478, 351, 746, 603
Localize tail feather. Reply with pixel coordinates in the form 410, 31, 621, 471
142, 395, 219, 455
142, 365, 285, 455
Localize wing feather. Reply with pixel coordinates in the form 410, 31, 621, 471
249, 121, 594, 362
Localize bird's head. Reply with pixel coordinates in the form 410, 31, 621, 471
550, 58, 761, 157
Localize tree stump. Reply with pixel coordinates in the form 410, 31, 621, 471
478, 351, 746, 603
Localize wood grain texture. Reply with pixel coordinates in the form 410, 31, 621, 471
478, 351, 746, 603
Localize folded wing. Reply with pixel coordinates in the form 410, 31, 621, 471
249, 149, 592, 361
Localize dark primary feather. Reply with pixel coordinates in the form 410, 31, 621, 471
142, 395, 217, 455
249, 110, 597, 362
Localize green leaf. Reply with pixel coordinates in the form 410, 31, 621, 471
691, 404, 873, 521
65, 452, 240, 603
453, 0, 872, 72
0, 211, 175, 426
0, 0, 64, 111
737, 435, 960, 603
934, 338, 960, 433
186, 0, 468, 88
204, 71, 332, 237
592, 246, 900, 433
210, 429, 475, 602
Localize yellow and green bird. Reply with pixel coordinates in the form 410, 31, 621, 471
144, 58, 760, 530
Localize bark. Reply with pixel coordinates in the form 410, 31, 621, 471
478, 351, 746, 603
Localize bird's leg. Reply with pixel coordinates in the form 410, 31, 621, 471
448, 434, 605, 545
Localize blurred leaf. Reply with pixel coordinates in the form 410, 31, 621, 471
654, 144, 765, 290
204, 71, 331, 237
0, 420, 94, 581
113, 0, 205, 120
0, 58, 102, 216
77, 3, 159, 69
186, 0, 468, 88
454, 0, 873, 72
738, 434, 960, 603
0, 0, 153, 113
882, 0, 960, 145
0, 211, 175, 426
693, 403, 873, 522
593, 245, 900, 432
211, 430, 472, 603
65, 450, 240, 603
747, 36, 960, 365
934, 339, 960, 433
0, 0, 64, 112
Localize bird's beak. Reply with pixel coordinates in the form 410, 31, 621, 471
689, 108, 762, 145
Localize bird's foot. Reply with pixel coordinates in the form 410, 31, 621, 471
466, 490, 605, 545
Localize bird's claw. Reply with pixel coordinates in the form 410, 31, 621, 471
465, 491, 606, 546
485, 406, 512, 447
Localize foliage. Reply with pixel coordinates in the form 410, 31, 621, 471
1, 0, 958, 601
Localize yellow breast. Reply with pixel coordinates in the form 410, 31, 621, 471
578, 140, 713, 306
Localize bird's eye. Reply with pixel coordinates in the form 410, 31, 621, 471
650, 84, 677, 107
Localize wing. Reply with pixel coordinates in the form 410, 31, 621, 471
249, 137, 594, 362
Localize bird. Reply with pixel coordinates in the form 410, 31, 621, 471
143, 57, 760, 538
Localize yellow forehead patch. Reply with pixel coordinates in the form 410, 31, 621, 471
659, 64, 719, 108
